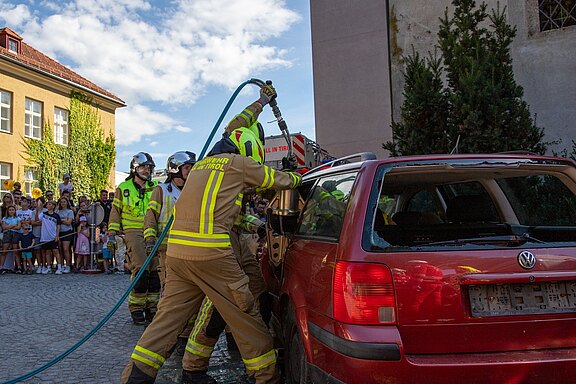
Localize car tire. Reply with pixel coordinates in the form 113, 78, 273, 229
283, 304, 311, 384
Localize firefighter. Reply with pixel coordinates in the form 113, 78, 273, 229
109, 152, 159, 325
143, 150, 196, 351
144, 151, 197, 286
121, 84, 301, 384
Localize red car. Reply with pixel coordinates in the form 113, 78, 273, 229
263, 153, 576, 384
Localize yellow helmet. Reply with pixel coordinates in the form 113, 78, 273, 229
229, 127, 265, 164
247, 121, 265, 144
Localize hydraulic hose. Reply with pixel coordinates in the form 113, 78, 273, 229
1, 78, 262, 384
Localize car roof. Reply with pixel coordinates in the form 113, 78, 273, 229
301, 153, 576, 182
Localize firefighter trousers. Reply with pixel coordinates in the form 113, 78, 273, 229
158, 244, 195, 339
182, 228, 269, 371
125, 230, 160, 315
120, 254, 280, 384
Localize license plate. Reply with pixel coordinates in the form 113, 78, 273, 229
468, 282, 576, 317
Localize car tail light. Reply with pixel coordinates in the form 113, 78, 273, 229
333, 261, 396, 325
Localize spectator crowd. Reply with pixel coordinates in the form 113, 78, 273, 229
0, 175, 126, 275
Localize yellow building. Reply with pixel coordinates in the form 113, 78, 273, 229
0, 26, 124, 197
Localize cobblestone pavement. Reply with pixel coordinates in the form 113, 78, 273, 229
0, 272, 253, 383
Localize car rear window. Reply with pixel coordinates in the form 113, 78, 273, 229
496, 175, 576, 226
363, 161, 576, 251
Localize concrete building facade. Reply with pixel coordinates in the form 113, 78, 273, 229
0, 27, 124, 197
312, 0, 576, 158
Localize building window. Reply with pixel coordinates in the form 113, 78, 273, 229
539, 0, 576, 31
8, 38, 18, 53
0, 162, 12, 198
24, 98, 42, 139
54, 107, 69, 146
0, 90, 11, 133
24, 167, 39, 197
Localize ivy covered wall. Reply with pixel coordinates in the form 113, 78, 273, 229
22, 91, 116, 198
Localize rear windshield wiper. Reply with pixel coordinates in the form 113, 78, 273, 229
520, 233, 545, 243
421, 235, 536, 247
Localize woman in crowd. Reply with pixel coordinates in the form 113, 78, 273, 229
57, 197, 75, 274
1, 193, 14, 218
1, 205, 21, 274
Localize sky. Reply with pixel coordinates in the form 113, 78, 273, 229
0, 0, 315, 172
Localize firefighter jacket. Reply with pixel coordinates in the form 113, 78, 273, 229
166, 153, 300, 261
144, 182, 181, 244
109, 178, 158, 233
224, 101, 263, 135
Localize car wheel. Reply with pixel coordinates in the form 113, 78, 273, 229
283, 305, 310, 384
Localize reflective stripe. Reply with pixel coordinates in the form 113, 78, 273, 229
131, 353, 161, 370
121, 215, 144, 230
131, 345, 165, 369
148, 200, 161, 214
109, 223, 121, 232
260, 166, 276, 189
112, 198, 122, 209
235, 193, 243, 207
243, 349, 277, 371
208, 172, 224, 234
146, 293, 160, 303
190, 299, 214, 343
200, 170, 224, 235
185, 340, 214, 358
129, 294, 147, 305
169, 230, 230, 248
289, 172, 301, 188
239, 109, 255, 127
143, 227, 157, 238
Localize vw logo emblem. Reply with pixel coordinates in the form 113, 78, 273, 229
518, 251, 536, 269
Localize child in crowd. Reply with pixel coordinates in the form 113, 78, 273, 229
19, 224, 35, 274
1, 205, 21, 274
32, 198, 44, 273
75, 216, 90, 271
35, 199, 62, 275
99, 222, 114, 274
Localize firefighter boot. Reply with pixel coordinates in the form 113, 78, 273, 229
144, 308, 156, 323
181, 370, 217, 384
131, 310, 146, 325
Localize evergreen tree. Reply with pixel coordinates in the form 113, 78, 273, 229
386, 0, 546, 155
384, 51, 451, 156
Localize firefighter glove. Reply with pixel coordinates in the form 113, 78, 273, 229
282, 154, 298, 171
145, 237, 156, 255
258, 84, 277, 106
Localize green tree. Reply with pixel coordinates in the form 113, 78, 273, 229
22, 91, 115, 198
386, 0, 546, 155
384, 51, 451, 156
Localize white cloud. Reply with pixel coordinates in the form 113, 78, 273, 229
116, 104, 178, 145
0, 0, 300, 145
148, 141, 159, 147
174, 125, 192, 133
0, 2, 32, 28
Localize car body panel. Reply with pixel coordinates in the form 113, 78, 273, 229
264, 154, 576, 383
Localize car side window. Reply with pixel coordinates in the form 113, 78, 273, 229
297, 172, 357, 239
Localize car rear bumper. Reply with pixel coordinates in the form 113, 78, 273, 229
308, 322, 400, 360
307, 321, 576, 384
